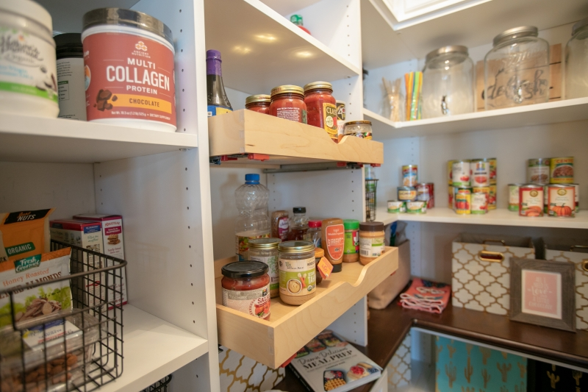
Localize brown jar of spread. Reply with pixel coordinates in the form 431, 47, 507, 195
321, 218, 344, 272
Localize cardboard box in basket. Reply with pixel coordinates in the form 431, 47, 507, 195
368, 240, 411, 309
452, 234, 535, 315
539, 237, 588, 331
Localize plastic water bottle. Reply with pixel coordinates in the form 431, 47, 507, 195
235, 173, 270, 260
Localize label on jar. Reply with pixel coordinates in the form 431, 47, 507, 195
276, 107, 307, 123
207, 105, 232, 117
324, 224, 345, 261
343, 229, 359, 255
336, 102, 345, 137
235, 232, 270, 261
0, 27, 58, 104
222, 285, 270, 319
57, 58, 87, 120
83, 32, 176, 127
279, 256, 316, 296
323, 102, 338, 139
248, 255, 279, 292
359, 236, 384, 258
278, 216, 289, 241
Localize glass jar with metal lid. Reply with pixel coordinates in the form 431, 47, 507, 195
565, 18, 588, 99
304, 81, 337, 140
343, 121, 372, 139
269, 85, 307, 123
221, 261, 271, 319
245, 94, 271, 114
422, 45, 474, 119
248, 238, 280, 298
278, 241, 316, 305
484, 26, 550, 110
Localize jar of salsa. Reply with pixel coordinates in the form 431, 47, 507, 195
304, 81, 337, 141
270, 85, 307, 123
221, 261, 271, 319
245, 94, 271, 114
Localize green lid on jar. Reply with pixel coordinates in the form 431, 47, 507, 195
343, 219, 359, 230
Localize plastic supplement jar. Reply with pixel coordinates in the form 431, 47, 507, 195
304, 81, 337, 140
270, 85, 307, 123
221, 261, 270, 320
248, 238, 280, 298
82, 8, 176, 132
245, 94, 271, 114
55, 33, 86, 120
0, 0, 58, 117
359, 222, 385, 265
278, 241, 316, 305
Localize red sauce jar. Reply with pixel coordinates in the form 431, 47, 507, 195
221, 261, 270, 319
245, 94, 271, 114
304, 81, 337, 141
270, 85, 307, 123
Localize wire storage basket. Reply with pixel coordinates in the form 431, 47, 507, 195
0, 240, 126, 392
141, 375, 172, 392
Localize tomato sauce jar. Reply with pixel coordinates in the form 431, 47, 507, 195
270, 85, 307, 123
304, 81, 337, 140
245, 94, 271, 114
221, 261, 271, 319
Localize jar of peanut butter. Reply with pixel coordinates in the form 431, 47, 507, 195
321, 218, 344, 272
359, 222, 385, 265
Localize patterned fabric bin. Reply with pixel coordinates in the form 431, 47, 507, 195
386, 332, 412, 390
527, 360, 587, 391
218, 346, 285, 392
452, 234, 535, 315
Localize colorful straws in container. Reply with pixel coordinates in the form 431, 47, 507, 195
404, 72, 423, 121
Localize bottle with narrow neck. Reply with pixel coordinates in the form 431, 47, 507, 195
206, 49, 232, 116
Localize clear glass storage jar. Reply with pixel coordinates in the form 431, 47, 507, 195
484, 26, 550, 110
248, 238, 281, 298
565, 18, 588, 99
422, 46, 474, 119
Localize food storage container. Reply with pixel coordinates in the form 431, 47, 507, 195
565, 18, 588, 99
422, 45, 474, 119
221, 261, 271, 319
359, 222, 385, 265
245, 94, 271, 114
248, 238, 281, 298
343, 121, 372, 139
484, 26, 550, 109
304, 81, 337, 140
270, 85, 307, 123
278, 241, 316, 305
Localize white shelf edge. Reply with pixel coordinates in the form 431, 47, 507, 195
97, 305, 209, 392
377, 207, 588, 229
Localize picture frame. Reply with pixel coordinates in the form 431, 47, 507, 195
510, 257, 575, 332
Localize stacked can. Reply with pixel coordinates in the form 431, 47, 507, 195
388, 165, 429, 214
449, 158, 495, 214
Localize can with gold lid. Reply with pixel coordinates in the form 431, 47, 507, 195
269, 85, 307, 123
278, 240, 316, 305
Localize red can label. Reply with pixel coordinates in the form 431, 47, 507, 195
83, 33, 176, 127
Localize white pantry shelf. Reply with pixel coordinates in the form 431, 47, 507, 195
364, 97, 588, 140
204, 0, 360, 94
0, 114, 198, 163
377, 207, 588, 229
98, 305, 209, 392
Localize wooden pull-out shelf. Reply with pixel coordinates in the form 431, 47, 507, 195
208, 110, 384, 166
214, 247, 398, 368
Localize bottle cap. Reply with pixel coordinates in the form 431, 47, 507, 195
206, 49, 222, 61
245, 173, 260, 184
308, 220, 322, 228
293, 207, 306, 214
290, 14, 303, 26
343, 219, 360, 230
360, 222, 385, 232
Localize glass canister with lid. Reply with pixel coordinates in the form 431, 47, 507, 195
278, 241, 316, 305
565, 18, 588, 99
421, 46, 474, 119
248, 238, 280, 298
484, 26, 550, 110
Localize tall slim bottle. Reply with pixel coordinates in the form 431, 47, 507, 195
206, 49, 232, 116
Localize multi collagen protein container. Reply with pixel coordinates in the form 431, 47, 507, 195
55, 33, 86, 120
82, 8, 177, 132
0, 0, 58, 117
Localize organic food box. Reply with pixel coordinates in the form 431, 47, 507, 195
72, 214, 128, 308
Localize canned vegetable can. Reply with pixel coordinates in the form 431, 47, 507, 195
470, 159, 490, 187
448, 185, 454, 209
471, 191, 488, 214
519, 184, 544, 217
489, 158, 497, 185
406, 201, 426, 214
454, 187, 471, 215
452, 160, 471, 187
402, 165, 418, 187
527, 158, 550, 185
387, 200, 405, 213
425, 182, 435, 209
488, 185, 497, 210
547, 185, 575, 217
549, 157, 574, 184
447, 160, 456, 185
416, 183, 430, 203
508, 184, 522, 211
398, 186, 417, 201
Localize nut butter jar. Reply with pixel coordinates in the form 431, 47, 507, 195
278, 241, 316, 306
359, 222, 385, 265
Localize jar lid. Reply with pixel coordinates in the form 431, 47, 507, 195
83, 8, 173, 45
221, 261, 268, 279
425, 45, 468, 64
345, 120, 372, 126
493, 26, 538, 47
303, 81, 333, 92
315, 248, 324, 258
360, 222, 384, 232
293, 206, 306, 214
343, 219, 360, 230
0, 0, 52, 32
308, 219, 322, 228
249, 238, 281, 249
54, 33, 83, 59
245, 94, 271, 105
271, 85, 304, 97
279, 240, 315, 253
572, 18, 588, 36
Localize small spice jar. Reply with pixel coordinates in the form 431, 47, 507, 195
314, 247, 325, 285
278, 241, 316, 305
270, 85, 307, 123
304, 81, 337, 141
248, 238, 281, 298
245, 94, 271, 114
343, 121, 372, 140
359, 222, 385, 265
221, 261, 271, 319
342, 219, 359, 263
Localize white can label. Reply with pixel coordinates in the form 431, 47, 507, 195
0, 28, 58, 103
249, 254, 279, 292
222, 285, 270, 319
471, 161, 490, 186
359, 237, 384, 257
452, 162, 471, 187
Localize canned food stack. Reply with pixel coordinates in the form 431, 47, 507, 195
448, 158, 497, 215
509, 157, 578, 218
387, 165, 435, 215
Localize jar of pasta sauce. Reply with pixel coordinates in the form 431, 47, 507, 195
221, 261, 270, 320
270, 85, 307, 123
304, 81, 337, 140
245, 94, 271, 114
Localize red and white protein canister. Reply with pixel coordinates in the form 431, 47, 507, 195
82, 8, 176, 132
